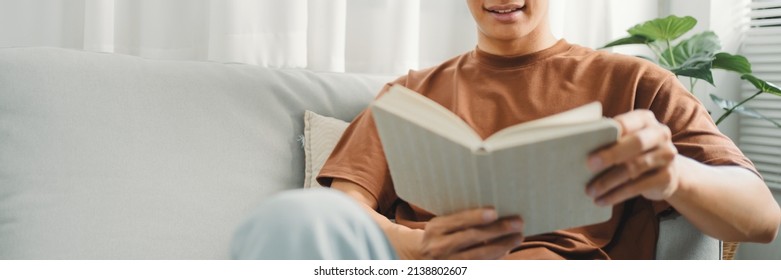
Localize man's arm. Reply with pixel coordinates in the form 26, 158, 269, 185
667, 158, 779, 242
330, 178, 525, 259
587, 110, 781, 243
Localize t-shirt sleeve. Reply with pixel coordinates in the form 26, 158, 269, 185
642, 74, 760, 213
649, 75, 758, 173
316, 79, 406, 217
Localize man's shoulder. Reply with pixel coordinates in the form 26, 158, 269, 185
564, 44, 672, 80
393, 51, 472, 88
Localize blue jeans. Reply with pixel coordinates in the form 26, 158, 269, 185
230, 188, 398, 260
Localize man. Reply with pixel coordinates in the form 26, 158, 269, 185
233, 0, 780, 260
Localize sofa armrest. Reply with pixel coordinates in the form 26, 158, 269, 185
656, 212, 720, 259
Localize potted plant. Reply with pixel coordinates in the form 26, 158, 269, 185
601, 15, 781, 127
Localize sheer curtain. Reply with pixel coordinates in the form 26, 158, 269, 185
0, 0, 658, 75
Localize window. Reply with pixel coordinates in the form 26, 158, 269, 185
740, 0, 781, 189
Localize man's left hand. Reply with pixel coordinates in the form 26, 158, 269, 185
585, 110, 680, 206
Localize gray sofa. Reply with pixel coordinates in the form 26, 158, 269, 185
0, 47, 718, 259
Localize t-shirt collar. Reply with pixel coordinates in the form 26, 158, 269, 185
472, 39, 571, 69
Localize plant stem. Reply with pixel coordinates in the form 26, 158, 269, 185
647, 43, 664, 62
716, 90, 762, 125
689, 77, 698, 94
666, 39, 676, 68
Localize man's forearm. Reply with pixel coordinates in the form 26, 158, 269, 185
356, 202, 424, 259
667, 155, 781, 242
330, 179, 423, 259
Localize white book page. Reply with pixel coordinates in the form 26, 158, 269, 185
483, 120, 620, 151
484, 102, 604, 144
484, 128, 617, 234
372, 85, 483, 150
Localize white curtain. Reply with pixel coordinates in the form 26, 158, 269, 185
0, 0, 659, 75
549, 0, 661, 56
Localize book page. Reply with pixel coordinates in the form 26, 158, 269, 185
484, 127, 617, 235
484, 102, 603, 143
372, 85, 483, 150
483, 120, 620, 152
373, 103, 486, 217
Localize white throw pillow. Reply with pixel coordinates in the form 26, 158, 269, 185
303, 111, 350, 188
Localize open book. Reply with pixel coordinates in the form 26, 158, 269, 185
371, 85, 620, 236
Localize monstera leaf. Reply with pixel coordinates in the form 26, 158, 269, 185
713, 53, 752, 74
602, 34, 652, 49
600, 15, 697, 49
659, 31, 721, 84
659, 31, 721, 66
711, 74, 781, 127
628, 15, 697, 41
711, 94, 781, 127
666, 54, 716, 85
742, 74, 781, 96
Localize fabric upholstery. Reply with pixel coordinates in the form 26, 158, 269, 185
0, 47, 389, 259
657, 213, 720, 259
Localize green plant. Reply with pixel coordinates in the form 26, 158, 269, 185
601, 15, 781, 127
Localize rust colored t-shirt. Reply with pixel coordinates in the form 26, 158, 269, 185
316, 40, 757, 259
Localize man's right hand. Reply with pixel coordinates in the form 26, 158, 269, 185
420, 208, 525, 259
331, 178, 524, 259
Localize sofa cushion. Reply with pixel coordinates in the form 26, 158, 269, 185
0, 47, 390, 259
303, 111, 351, 188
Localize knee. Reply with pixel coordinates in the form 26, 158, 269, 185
230, 188, 376, 259
254, 188, 365, 226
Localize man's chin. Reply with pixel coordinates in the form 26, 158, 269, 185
487, 30, 532, 42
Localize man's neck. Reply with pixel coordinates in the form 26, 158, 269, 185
477, 28, 558, 57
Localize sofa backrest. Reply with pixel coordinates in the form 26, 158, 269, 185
0, 47, 390, 259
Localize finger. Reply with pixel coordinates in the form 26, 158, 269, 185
588, 123, 671, 173
594, 166, 674, 206
613, 110, 658, 136
448, 233, 525, 260
445, 217, 524, 253
587, 165, 630, 199
587, 143, 677, 198
622, 141, 677, 179
426, 208, 498, 235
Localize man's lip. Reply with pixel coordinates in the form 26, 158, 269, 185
483, 3, 525, 13
483, 3, 525, 23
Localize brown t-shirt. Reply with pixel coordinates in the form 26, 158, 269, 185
316, 40, 757, 259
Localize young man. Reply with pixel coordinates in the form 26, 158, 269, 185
233, 0, 781, 260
